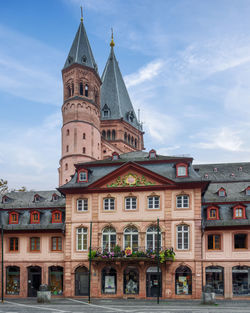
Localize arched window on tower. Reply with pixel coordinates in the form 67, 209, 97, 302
95, 92, 98, 104
65, 163, 68, 171
112, 130, 116, 140
131, 136, 134, 146
102, 130, 106, 139
79, 82, 83, 95
66, 145, 69, 152
124, 132, 127, 142
72, 83, 74, 96
67, 86, 71, 98
135, 139, 137, 148
83, 133, 86, 140
128, 134, 131, 145
107, 130, 111, 140
85, 84, 88, 97
66, 129, 70, 136
83, 147, 86, 154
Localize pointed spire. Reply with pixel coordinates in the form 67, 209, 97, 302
63, 16, 98, 73
110, 28, 115, 48
101, 36, 141, 131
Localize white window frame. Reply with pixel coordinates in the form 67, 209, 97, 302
147, 196, 160, 209
125, 197, 137, 210
102, 227, 116, 252
146, 226, 161, 251
76, 227, 88, 251
176, 195, 189, 208
123, 226, 139, 250
103, 198, 115, 211
177, 166, 187, 177
235, 208, 243, 218
79, 171, 87, 182
77, 199, 88, 211
177, 225, 189, 250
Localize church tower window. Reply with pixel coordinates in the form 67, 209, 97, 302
83, 147, 86, 154
79, 82, 83, 95
107, 130, 111, 140
85, 84, 88, 97
102, 130, 106, 139
112, 130, 116, 140
83, 133, 86, 140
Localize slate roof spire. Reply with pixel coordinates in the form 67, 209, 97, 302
101, 32, 142, 130
63, 12, 98, 73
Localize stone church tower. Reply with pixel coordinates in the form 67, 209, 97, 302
59, 18, 144, 185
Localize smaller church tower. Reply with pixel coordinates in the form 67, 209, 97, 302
59, 14, 102, 186
100, 32, 144, 158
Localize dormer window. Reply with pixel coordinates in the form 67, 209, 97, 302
233, 205, 246, 219
112, 152, 119, 160
31, 211, 40, 224
245, 187, 250, 196
52, 210, 62, 223
78, 170, 88, 183
218, 188, 226, 197
34, 194, 41, 203
102, 104, 110, 118
51, 193, 59, 201
148, 149, 156, 159
9, 212, 19, 224
176, 163, 188, 177
207, 206, 219, 220
2, 195, 9, 203
104, 110, 109, 117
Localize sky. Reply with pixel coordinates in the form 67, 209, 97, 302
1, 0, 250, 191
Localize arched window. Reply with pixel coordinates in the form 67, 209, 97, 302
131, 137, 134, 146
75, 266, 89, 296
102, 227, 116, 252
135, 139, 137, 148
206, 266, 224, 295
66, 129, 69, 136
9, 212, 18, 224
6, 266, 20, 295
176, 224, 189, 250
124, 226, 138, 251
76, 227, 88, 251
102, 267, 116, 294
31, 211, 40, 224
82, 147, 86, 154
175, 266, 192, 295
146, 226, 161, 251
49, 266, 63, 295
52, 210, 62, 223
85, 84, 88, 97
95, 92, 98, 103
102, 130, 106, 139
79, 82, 83, 95
128, 134, 131, 144
66, 145, 69, 152
112, 130, 116, 140
124, 132, 127, 142
124, 267, 139, 295
65, 163, 68, 171
232, 266, 250, 295
67, 86, 71, 98
72, 83, 74, 95
83, 133, 86, 140
107, 130, 111, 140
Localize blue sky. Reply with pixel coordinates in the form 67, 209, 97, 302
1, 0, 250, 190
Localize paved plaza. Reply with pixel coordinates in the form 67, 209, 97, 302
0, 298, 250, 313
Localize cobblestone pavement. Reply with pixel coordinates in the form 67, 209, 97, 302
1, 298, 250, 313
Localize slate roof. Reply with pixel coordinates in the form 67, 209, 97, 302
100, 46, 142, 130
63, 21, 98, 72
59, 151, 203, 191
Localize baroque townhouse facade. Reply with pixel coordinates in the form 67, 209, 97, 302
1, 16, 250, 300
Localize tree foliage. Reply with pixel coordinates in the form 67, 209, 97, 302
0, 179, 8, 195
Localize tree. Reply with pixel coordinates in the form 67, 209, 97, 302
0, 179, 8, 195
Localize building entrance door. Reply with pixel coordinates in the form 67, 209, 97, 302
75, 266, 89, 296
146, 267, 162, 297
27, 266, 41, 297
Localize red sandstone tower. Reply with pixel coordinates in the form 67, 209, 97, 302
59, 16, 102, 185
59, 19, 144, 185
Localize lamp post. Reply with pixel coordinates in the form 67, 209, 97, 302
88, 221, 92, 303
157, 218, 160, 304
1, 225, 3, 303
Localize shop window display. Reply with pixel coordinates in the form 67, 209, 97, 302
102, 267, 116, 294
6, 266, 20, 295
49, 266, 63, 295
232, 266, 250, 296
175, 266, 192, 295
205, 266, 224, 295
124, 267, 139, 294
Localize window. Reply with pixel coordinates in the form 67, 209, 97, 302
49, 266, 63, 295
102, 227, 116, 252
146, 226, 161, 250
124, 226, 138, 251
233, 205, 246, 219
83, 133, 86, 139
125, 197, 137, 210
103, 110, 109, 117
232, 266, 250, 296
9, 237, 18, 251
102, 130, 106, 139
111, 152, 119, 160
66, 129, 69, 136
34, 194, 41, 202
2, 196, 9, 203
78, 170, 88, 182
246, 187, 250, 196
6, 266, 20, 295
52, 237, 62, 251
52, 211, 62, 223
112, 130, 116, 140
148, 149, 156, 159
135, 139, 137, 148
76, 227, 88, 251
234, 234, 247, 249
206, 266, 224, 295
52, 194, 59, 201
208, 234, 221, 250
66, 145, 69, 152
124, 267, 139, 295
148, 196, 160, 209
107, 130, 111, 140
175, 266, 192, 295
82, 147, 86, 154
65, 163, 68, 170
102, 267, 116, 294
218, 187, 226, 197
30, 211, 40, 224
9, 212, 18, 224
103, 198, 115, 211
79, 82, 83, 95
85, 84, 88, 97
207, 206, 219, 220
176, 163, 188, 177
77, 199, 88, 211
124, 132, 127, 142
30, 237, 40, 251
176, 195, 189, 208
177, 225, 189, 250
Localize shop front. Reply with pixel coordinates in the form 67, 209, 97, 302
146, 266, 161, 297
6, 266, 20, 295
205, 266, 224, 295
232, 266, 250, 296
175, 266, 192, 295
49, 266, 63, 295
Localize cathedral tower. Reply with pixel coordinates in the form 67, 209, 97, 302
100, 33, 144, 158
59, 16, 101, 186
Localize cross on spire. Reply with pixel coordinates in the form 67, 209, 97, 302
110, 28, 115, 47
80, 5, 83, 22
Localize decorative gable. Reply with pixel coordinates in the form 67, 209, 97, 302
107, 172, 156, 188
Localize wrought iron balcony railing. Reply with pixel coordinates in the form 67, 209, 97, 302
89, 246, 175, 263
